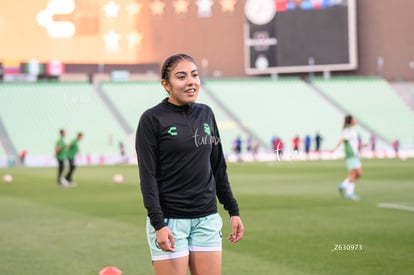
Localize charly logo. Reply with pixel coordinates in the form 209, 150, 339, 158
203, 123, 211, 136
167, 126, 178, 136
37, 0, 76, 39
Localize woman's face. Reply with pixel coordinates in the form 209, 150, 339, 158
162, 59, 200, 106
351, 118, 357, 126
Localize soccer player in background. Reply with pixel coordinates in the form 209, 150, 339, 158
292, 135, 300, 152
332, 115, 363, 200
315, 132, 323, 153
136, 53, 244, 275
304, 134, 311, 157
55, 129, 67, 187
65, 132, 83, 186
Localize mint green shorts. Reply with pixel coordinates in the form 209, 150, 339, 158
346, 156, 361, 171
146, 213, 223, 261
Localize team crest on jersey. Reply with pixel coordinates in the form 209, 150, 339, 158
203, 123, 211, 136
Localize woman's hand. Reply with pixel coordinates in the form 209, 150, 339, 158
155, 226, 176, 252
228, 216, 244, 243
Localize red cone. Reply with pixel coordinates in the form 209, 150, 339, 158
99, 266, 122, 275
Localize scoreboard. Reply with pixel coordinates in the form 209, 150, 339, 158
244, 0, 357, 74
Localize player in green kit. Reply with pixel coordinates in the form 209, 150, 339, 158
65, 132, 83, 186
332, 115, 364, 200
55, 129, 68, 187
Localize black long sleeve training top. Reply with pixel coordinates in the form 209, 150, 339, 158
136, 98, 240, 231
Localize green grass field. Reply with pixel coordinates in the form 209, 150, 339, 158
1, 158, 413, 275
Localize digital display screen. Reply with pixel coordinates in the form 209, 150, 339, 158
0, 0, 156, 63
244, 0, 357, 74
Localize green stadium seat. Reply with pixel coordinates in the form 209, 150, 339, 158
312, 77, 414, 148
0, 82, 129, 165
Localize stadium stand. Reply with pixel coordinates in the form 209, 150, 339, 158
391, 81, 414, 112
0, 116, 18, 166
2, 77, 411, 166
0, 140, 5, 157
311, 77, 414, 148
100, 78, 398, 158
203, 77, 372, 154
0, 82, 129, 166
100, 81, 165, 133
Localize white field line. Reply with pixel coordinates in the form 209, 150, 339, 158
377, 202, 414, 212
